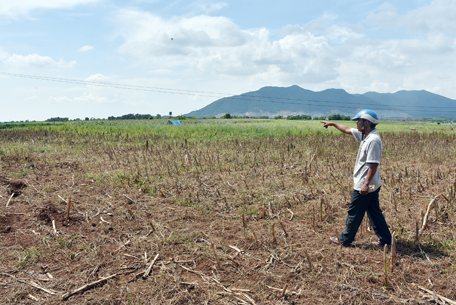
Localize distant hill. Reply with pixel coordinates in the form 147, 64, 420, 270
185, 85, 456, 118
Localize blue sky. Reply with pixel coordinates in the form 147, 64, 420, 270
1, 0, 455, 121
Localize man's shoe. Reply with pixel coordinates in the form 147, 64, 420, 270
372, 241, 382, 247
329, 237, 341, 245
372, 241, 390, 248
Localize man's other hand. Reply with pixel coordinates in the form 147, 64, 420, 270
360, 184, 369, 195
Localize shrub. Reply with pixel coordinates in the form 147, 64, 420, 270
313, 116, 327, 120
287, 114, 311, 120
327, 114, 350, 120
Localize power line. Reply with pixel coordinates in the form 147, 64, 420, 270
1, 71, 456, 113
0, 72, 230, 98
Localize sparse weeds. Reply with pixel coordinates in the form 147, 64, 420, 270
431, 238, 456, 253
1, 120, 455, 303
42, 236, 51, 248
16, 246, 43, 268
10, 168, 32, 178
57, 235, 79, 248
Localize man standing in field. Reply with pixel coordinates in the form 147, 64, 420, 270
321, 109, 391, 247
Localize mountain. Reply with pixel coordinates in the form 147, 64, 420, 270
360, 90, 455, 118
185, 85, 456, 118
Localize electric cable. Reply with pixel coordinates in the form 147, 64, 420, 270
1, 71, 456, 113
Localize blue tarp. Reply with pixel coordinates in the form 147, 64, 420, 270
167, 120, 182, 126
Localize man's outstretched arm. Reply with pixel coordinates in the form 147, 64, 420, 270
320, 121, 352, 135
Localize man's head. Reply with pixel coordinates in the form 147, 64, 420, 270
352, 109, 379, 130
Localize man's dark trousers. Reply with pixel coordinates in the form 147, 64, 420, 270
339, 187, 391, 246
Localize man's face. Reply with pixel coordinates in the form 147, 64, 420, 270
356, 118, 365, 132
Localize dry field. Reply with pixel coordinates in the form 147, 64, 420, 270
0, 122, 455, 304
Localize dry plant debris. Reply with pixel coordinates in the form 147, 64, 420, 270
0, 126, 455, 304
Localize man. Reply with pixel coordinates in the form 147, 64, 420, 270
321, 109, 391, 247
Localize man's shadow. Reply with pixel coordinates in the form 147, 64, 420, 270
356, 239, 448, 261
395, 240, 448, 260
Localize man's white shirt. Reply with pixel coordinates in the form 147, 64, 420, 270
351, 128, 382, 192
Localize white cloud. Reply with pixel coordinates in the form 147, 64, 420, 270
366, 2, 398, 27
368, 80, 391, 93
85, 73, 109, 82
114, 9, 340, 83
116, 10, 246, 54
339, 1, 456, 98
0, 0, 103, 18
402, 0, 456, 34
326, 24, 365, 43
79, 45, 93, 52
3, 54, 77, 68
367, 0, 456, 35
49, 93, 111, 104
287, 18, 365, 44
24, 96, 40, 102
332, 32, 456, 98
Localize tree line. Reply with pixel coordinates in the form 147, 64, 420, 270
275, 114, 350, 120
8, 113, 455, 124
43, 113, 353, 122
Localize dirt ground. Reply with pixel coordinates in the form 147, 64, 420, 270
0, 129, 455, 304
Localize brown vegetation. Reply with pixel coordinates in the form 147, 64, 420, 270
0, 128, 455, 304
